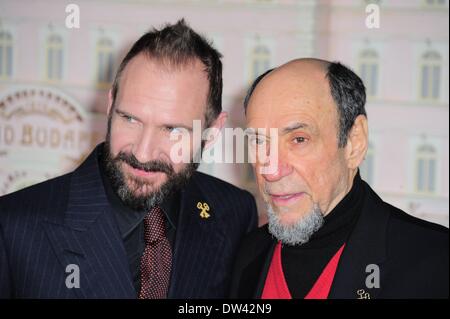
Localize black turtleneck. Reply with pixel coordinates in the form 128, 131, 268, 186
281, 173, 365, 299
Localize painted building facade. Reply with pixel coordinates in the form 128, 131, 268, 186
0, 0, 448, 226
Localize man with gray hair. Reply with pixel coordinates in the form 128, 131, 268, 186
230, 58, 448, 299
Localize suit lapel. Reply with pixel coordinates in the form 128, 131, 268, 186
168, 176, 227, 298
42, 146, 136, 298
231, 225, 276, 299
329, 182, 389, 299
254, 240, 276, 298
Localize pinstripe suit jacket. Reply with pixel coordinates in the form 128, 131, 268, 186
0, 145, 258, 298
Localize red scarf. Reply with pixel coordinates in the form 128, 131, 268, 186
261, 242, 345, 299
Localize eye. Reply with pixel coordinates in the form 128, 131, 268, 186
293, 136, 307, 144
165, 126, 183, 134
122, 114, 137, 124
249, 136, 266, 146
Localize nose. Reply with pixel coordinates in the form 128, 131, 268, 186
261, 160, 293, 182
259, 146, 293, 182
132, 127, 163, 163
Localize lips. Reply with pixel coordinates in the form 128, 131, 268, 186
269, 192, 304, 205
126, 164, 165, 178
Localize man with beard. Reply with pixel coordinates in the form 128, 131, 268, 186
0, 20, 257, 299
230, 58, 448, 299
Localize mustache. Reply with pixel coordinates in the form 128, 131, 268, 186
115, 151, 174, 176
264, 183, 304, 195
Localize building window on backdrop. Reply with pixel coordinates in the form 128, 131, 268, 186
415, 144, 438, 195
250, 44, 271, 83
0, 30, 13, 79
419, 51, 442, 102
96, 37, 114, 89
360, 142, 375, 186
358, 49, 379, 99
45, 34, 64, 82
423, 0, 447, 8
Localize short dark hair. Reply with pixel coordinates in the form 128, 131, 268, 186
326, 62, 367, 147
111, 19, 223, 126
243, 62, 366, 147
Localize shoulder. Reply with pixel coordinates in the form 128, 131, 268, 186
235, 224, 274, 264
188, 171, 258, 231
192, 171, 252, 195
190, 171, 256, 205
241, 224, 273, 248
363, 183, 449, 290
0, 173, 72, 223
385, 202, 448, 257
362, 182, 448, 253
230, 224, 274, 297
378, 202, 449, 297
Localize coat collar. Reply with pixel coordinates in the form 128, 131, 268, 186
254, 238, 276, 298
168, 173, 228, 298
42, 144, 136, 298
328, 181, 389, 299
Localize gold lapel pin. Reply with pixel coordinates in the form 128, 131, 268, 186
197, 202, 210, 219
356, 289, 371, 299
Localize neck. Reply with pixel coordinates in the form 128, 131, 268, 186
323, 168, 358, 217
300, 171, 364, 247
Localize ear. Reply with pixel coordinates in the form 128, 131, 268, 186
344, 114, 368, 169
203, 112, 228, 150
107, 89, 114, 116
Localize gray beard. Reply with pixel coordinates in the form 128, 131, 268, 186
267, 203, 324, 246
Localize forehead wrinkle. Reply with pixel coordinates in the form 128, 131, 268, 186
247, 63, 338, 137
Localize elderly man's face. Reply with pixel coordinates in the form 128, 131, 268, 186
105, 54, 211, 210
246, 63, 352, 226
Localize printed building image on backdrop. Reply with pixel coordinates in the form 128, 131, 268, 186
0, 0, 448, 226
0, 86, 105, 195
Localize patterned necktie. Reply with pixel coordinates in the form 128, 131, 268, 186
138, 206, 172, 299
